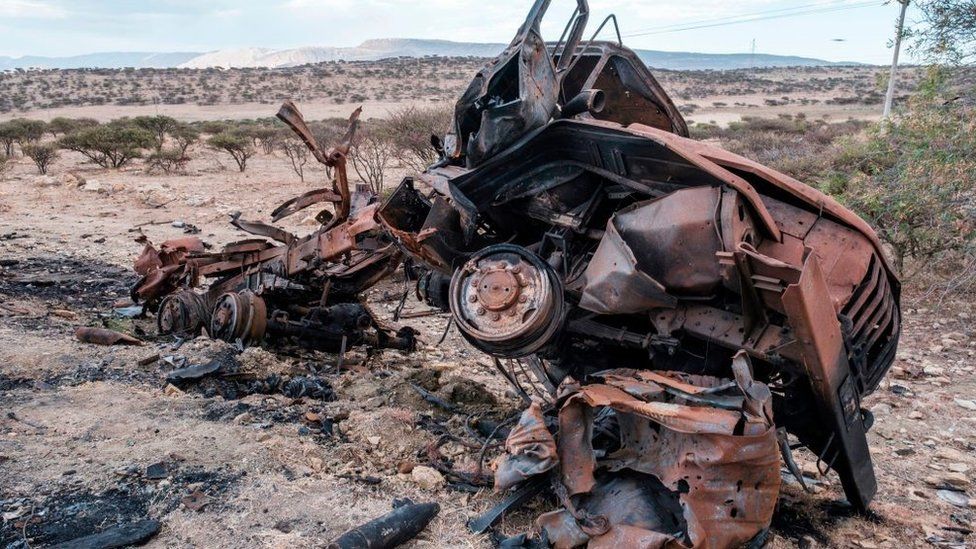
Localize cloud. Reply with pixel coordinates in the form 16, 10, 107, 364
0, 0, 67, 18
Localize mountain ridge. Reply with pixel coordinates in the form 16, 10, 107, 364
1, 39, 862, 71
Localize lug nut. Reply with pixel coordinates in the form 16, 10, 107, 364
491, 313, 501, 321
468, 294, 478, 303
476, 307, 486, 316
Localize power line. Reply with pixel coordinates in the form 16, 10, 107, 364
623, 1, 883, 38
623, 0, 864, 35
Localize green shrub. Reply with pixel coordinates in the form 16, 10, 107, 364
12, 118, 46, 146
0, 123, 16, 156
133, 115, 179, 150
47, 117, 98, 137
59, 122, 155, 168
208, 132, 255, 172
384, 105, 453, 173
0, 118, 46, 155
22, 143, 59, 175
170, 124, 200, 156
146, 147, 189, 174
278, 134, 309, 182
197, 120, 231, 135
836, 71, 975, 273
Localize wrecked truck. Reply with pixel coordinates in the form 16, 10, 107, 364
375, 0, 900, 542
131, 0, 900, 544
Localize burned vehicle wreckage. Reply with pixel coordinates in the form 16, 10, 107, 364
133, 0, 900, 545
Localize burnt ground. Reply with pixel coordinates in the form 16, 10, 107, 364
1, 150, 975, 548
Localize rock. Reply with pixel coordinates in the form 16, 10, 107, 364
233, 412, 253, 424
948, 462, 970, 473
937, 489, 971, 508
922, 365, 944, 376
925, 472, 970, 489
163, 383, 184, 396
872, 403, 893, 415
185, 195, 214, 207
954, 399, 976, 411
410, 466, 445, 490
58, 172, 85, 186
31, 175, 58, 187
397, 462, 416, 474
140, 188, 170, 206
367, 436, 381, 446
81, 179, 104, 192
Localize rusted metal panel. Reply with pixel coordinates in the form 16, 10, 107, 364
494, 364, 779, 548
780, 251, 877, 510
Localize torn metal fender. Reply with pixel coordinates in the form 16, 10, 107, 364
779, 249, 877, 510
493, 401, 558, 491
492, 364, 780, 548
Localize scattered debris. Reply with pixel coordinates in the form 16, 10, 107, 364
180, 489, 211, 512
327, 500, 440, 549
48, 519, 161, 549
131, 107, 415, 357
410, 466, 446, 490
74, 327, 142, 346
145, 462, 169, 480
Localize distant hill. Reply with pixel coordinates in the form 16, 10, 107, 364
1, 39, 859, 72
0, 52, 201, 70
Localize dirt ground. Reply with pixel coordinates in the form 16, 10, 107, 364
1, 139, 974, 548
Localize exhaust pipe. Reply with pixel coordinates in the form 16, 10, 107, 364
560, 89, 606, 118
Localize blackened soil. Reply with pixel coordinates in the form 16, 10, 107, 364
0, 254, 136, 310
0, 468, 241, 548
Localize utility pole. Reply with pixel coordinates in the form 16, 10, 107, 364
750, 38, 756, 69
883, 0, 909, 119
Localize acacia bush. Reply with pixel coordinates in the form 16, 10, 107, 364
12, 118, 46, 146
0, 122, 18, 156
350, 123, 396, 195
385, 105, 452, 173
59, 122, 155, 168
170, 124, 200, 156
278, 134, 309, 182
133, 115, 179, 150
0, 154, 8, 178
0, 118, 47, 156
208, 132, 255, 172
47, 117, 98, 138
22, 143, 59, 175
146, 148, 189, 174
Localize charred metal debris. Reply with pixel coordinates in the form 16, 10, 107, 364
133, 104, 416, 355
131, 0, 901, 545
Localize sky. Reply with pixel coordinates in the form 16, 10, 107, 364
0, 0, 924, 64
